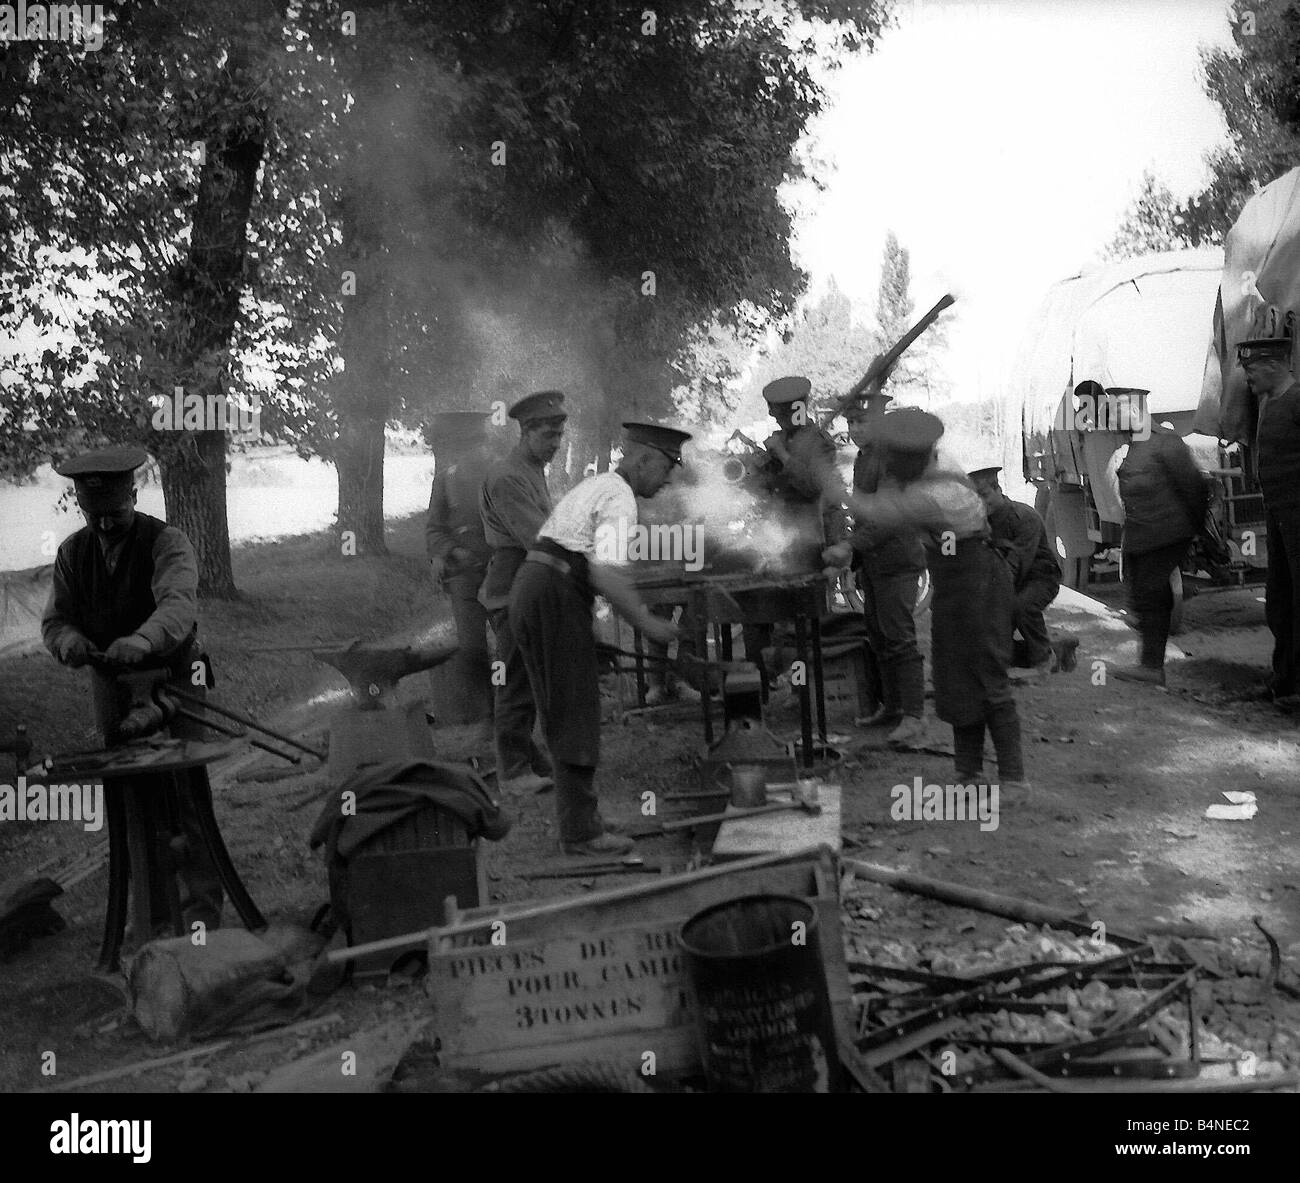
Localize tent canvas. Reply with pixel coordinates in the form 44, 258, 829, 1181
1197, 165, 1300, 443
1012, 249, 1225, 473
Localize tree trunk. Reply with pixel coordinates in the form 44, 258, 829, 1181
334, 401, 389, 556
160, 76, 266, 598
161, 431, 235, 598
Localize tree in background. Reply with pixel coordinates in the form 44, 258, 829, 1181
323, 0, 893, 551
0, 0, 336, 596
1102, 171, 1194, 260
1106, 1, 1300, 254
1, 0, 893, 580
872, 230, 950, 406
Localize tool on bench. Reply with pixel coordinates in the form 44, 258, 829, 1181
629, 794, 822, 837
519, 857, 662, 880
93, 660, 324, 763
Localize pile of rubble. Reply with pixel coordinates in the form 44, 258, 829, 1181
842, 896, 1300, 1092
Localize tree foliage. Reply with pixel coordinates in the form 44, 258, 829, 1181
1, 0, 895, 581
1105, 1, 1300, 256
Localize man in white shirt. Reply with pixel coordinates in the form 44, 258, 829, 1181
509, 422, 689, 856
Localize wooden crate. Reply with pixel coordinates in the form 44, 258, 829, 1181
821, 643, 871, 724
348, 806, 486, 983
423, 846, 862, 1087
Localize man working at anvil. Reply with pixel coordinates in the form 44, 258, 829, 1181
745, 375, 846, 683
479, 391, 566, 793
1237, 336, 1300, 711
426, 410, 497, 734
41, 445, 223, 932
967, 464, 1075, 678
509, 423, 686, 857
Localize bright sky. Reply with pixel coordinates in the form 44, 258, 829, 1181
789, 0, 1237, 400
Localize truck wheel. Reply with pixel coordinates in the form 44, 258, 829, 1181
1169, 567, 1184, 636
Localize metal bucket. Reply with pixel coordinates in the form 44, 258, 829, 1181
679, 894, 841, 1093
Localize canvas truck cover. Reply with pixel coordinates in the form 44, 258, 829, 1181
1014, 249, 1225, 475
1197, 166, 1300, 442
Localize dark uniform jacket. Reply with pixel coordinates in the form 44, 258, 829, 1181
848, 443, 926, 575
1256, 381, 1300, 513
425, 448, 494, 576
762, 422, 848, 543
1117, 432, 1209, 556
987, 498, 1060, 593
479, 442, 553, 611
42, 511, 199, 666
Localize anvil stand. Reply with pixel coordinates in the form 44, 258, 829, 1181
634, 578, 828, 770
44, 737, 267, 973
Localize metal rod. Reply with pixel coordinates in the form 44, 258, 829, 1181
172, 710, 301, 764
169, 691, 324, 759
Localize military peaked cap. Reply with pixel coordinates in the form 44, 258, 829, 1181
509, 391, 567, 422
623, 421, 692, 465
762, 376, 812, 405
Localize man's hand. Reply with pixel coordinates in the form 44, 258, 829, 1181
57, 633, 94, 668
641, 616, 680, 647
428, 557, 447, 584
766, 435, 790, 464
104, 635, 152, 665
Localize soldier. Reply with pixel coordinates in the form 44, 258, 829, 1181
745, 375, 845, 680
822, 392, 929, 748
821, 410, 1028, 791
479, 392, 567, 793
425, 411, 497, 731
510, 423, 686, 856
41, 446, 223, 932
967, 465, 1075, 677
1113, 420, 1209, 686
1238, 337, 1300, 710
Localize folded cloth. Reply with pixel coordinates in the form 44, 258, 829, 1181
309, 759, 512, 864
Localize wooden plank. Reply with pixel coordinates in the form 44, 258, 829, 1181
713, 785, 842, 859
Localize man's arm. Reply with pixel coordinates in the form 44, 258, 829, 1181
130, 528, 199, 656
42, 547, 92, 663
425, 472, 457, 562
486, 471, 550, 547
586, 483, 677, 644
1159, 436, 1210, 525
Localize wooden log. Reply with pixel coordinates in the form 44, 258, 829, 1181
844, 859, 1215, 940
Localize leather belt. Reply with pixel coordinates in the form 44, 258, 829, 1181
525, 549, 573, 578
